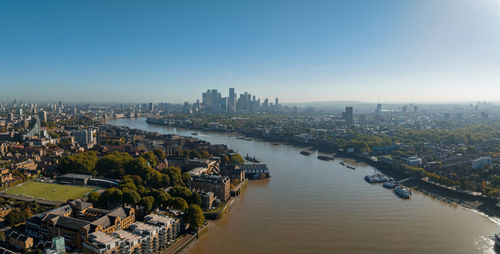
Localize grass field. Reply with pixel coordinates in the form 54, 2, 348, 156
6, 182, 98, 202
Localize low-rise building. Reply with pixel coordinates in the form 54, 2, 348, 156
26, 200, 135, 250
0, 206, 11, 218
143, 213, 181, 246
57, 173, 92, 185
8, 231, 34, 251
191, 175, 230, 202
201, 192, 215, 210
128, 222, 161, 253
221, 165, 245, 182
82, 231, 123, 254
237, 164, 270, 179
403, 156, 422, 167
472, 157, 492, 170
112, 230, 143, 254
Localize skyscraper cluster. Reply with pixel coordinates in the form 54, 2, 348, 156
201, 88, 279, 113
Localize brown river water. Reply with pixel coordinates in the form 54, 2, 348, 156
109, 118, 500, 254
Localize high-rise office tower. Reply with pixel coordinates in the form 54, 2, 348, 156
39, 111, 47, 122
402, 105, 408, 115
229, 88, 237, 113
345, 106, 354, 128
376, 104, 382, 114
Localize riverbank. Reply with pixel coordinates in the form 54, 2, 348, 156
176, 193, 244, 254
109, 118, 500, 253
147, 121, 500, 222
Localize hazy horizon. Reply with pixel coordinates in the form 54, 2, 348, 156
1, 0, 499, 103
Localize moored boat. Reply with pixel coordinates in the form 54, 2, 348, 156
300, 151, 312, 156
245, 154, 261, 163
383, 181, 396, 189
364, 174, 390, 183
394, 186, 411, 199
493, 233, 500, 246
317, 155, 334, 161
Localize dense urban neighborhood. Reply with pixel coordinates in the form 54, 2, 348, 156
0, 99, 270, 253
0, 91, 500, 253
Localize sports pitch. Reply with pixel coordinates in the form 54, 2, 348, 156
6, 182, 98, 202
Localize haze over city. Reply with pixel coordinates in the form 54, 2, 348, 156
1, 0, 500, 103
4, 1, 500, 254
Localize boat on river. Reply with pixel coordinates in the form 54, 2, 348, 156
237, 137, 252, 141
364, 174, 391, 183
191, 132, 198, 136
492, 233, 500, 246
300, 151, 312, 156
340, 162, 345, 166
394, 186, 412, 199
317, 155, 334, 161
245, 154, 261, 163
383, 181, 396, 189
346, 165, 355, 170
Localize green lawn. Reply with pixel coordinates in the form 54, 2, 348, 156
6, 182, 98, 202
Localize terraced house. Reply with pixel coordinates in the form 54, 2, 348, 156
25, 199, 135, 250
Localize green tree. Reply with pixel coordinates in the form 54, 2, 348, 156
166, 167, 183, 186
95, 152, 131, 177
169, 186, 192, 201
186, 204, 205, 230
124, 157, 149, 177
230, 154, 245, 165
5, 209, 26, 226
98, 188, 123, 206
153, 149, 166, 161
123, 190, 141, 205
182, 173, 192, 186
155, 192, 171, 209
140, 196, 155, 212
88, 192, 100, 203
141, 151, 158, 167
189, 192, 202, 206
59, 151, 98, 175
168, 197, 188, 211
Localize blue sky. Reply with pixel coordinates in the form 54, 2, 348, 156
0, 0, 499, 103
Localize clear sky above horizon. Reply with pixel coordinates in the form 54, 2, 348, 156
1, 0, 499, 103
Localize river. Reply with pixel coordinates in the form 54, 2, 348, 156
108, 118, 500, 254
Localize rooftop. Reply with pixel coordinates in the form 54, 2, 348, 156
113, 230, 142, 245
187, 167, 209, 176
59, 173, 92, 180
129, 221, 160, 235
88, 231, 121, 246
144, 213, 174, 226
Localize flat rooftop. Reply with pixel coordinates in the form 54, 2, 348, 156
89, 231, 121, 246
113, 230, 142, 245
144, 213, 174, 226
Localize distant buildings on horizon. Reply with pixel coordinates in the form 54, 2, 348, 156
198, 88, 280, 114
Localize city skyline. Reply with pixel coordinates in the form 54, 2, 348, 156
1, 0, 500, 103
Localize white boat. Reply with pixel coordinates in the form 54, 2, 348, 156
365, 174, 390, 183
394, 186, 411, 199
